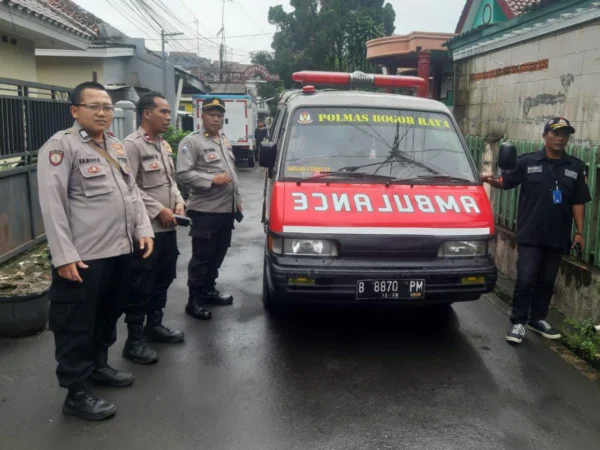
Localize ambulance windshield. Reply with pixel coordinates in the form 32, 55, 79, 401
283, 108, 475, 182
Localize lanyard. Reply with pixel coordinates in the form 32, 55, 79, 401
545, 160, 562, 191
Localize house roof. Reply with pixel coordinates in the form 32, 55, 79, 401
455, 0, 541, 33
0, 0, 97, 39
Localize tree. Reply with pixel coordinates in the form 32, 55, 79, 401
266, 0, 396, 87
250, 51, 284, 116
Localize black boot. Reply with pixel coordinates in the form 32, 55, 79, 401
144, 310, 185, 343
201, 288, 234, 305
90, 363, 135, 387
63, 385, 117, 421
185, 294, 212, 320
123, 324, 159, 365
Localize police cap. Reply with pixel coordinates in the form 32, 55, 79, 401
202, 97, 226, 113
544, 117, 575, 134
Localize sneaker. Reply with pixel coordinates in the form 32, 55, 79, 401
506, 324, 526, 344
527, 320, 561, 340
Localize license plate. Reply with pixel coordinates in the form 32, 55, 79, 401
356, 279, 425, 300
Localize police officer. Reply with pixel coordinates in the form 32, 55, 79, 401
37, 81, 154, 420
121, 92, 185, 365
482, 117, 591, 345
176, 97, 242, 320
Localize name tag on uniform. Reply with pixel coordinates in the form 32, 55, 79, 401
564, 169, 578, 180
553, 189, 563, 204
528, 166, 543, 174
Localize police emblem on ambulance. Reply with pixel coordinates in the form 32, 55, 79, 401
298, 111, 313, 124
88, 165, 101, 174
112, 143, 125, 155
49, 150, 64, 166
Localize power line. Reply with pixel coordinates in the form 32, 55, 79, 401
145, 32, 274, 41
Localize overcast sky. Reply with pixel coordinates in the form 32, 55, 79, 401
75, 0, 466, 64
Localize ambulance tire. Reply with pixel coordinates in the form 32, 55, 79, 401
262, 254, 276, 311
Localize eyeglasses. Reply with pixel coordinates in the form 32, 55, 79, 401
73, 103, 115, 113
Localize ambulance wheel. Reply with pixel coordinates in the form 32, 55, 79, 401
262, 255, 275, 310
248, 157, 255, 168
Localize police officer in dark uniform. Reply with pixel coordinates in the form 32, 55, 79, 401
482, 117, 591, 345
176, 98, 242, 320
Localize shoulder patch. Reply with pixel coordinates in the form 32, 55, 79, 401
49, 150, 64, 166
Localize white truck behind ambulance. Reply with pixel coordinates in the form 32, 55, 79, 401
193, 94, 257, 167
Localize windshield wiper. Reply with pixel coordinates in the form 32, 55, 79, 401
388, 175, 475, 185
295, 171, 394, 184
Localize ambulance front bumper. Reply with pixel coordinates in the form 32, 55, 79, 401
265, 254, 497, 304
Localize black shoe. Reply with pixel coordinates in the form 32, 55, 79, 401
145, 310, 185, 343
90, 364, 135, 387
123, 324, 159, 365
506, 323, 526, 344
202, 289, 234, 305
144, 325, 185, 343
527, 320, 561, 339
185, 296, 212, 320
63, 386, 117, 421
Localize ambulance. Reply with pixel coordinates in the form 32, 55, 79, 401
259, 71, 497, 309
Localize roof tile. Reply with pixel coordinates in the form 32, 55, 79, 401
1, 0, 96, 38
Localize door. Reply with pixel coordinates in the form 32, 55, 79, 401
222, 99, 249, 146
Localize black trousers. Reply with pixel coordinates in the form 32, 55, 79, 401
510, 245, 564, 325
124, 231, 179, 325
48, 254, 132, 389
187, 210, 234, 295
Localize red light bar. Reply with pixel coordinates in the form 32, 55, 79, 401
292, 71, 426, 90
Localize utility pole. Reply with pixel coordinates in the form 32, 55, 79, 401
219, 0, 227, 82
195, 19, 200, 60
161, 29, 184, 96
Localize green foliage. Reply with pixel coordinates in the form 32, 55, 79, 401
266, 0, 395, 87
162, 126, 190, 164
561, 318, 600, 361
250, 51, 285, 116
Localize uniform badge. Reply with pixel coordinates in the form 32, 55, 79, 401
204, 132, 210, 138
149, 162, 160, 170
144, 133, 151, 141
298, 111, 313, 124
49, 150, 64, 166
88, 165, 101, 174
106, 131, 115, 137
181, 144, 190, 154
79, 130, 89, 139
124, 165, 131, 174
112, 143, 125, 155
208, 153, 218, 160
163, 142, 173, 154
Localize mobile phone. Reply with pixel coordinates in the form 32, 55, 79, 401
174, 214, 192, 227
234, 210, 244, 223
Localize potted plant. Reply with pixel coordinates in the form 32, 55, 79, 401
0, 245, 51, 338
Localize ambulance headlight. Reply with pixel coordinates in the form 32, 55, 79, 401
285, 239, 338, 256
438, 241, 487, 258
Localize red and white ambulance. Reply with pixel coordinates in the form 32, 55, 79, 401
259, 71, 497, 309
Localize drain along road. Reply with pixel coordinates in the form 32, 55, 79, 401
1, 167, 600, 450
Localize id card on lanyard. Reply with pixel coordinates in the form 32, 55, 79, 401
547, 163, 563, 205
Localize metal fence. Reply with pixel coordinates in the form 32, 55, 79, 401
0, 78, 136, 264
465, 135, 600, 267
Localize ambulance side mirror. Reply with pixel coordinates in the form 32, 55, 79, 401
498, 142, 517, 171
260, 142, 277, 169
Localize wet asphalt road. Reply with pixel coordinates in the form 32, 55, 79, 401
2, 166, 600, 450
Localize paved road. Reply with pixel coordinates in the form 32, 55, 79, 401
1, 167, 600, 450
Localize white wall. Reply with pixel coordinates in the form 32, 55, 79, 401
0, 34, 37, 82
454, 19, 600, 145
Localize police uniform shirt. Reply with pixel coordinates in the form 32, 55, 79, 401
176, 127, 241, 213
502, 149, 591, 250
124, 127, 184, 233
37, 122, 154, 268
